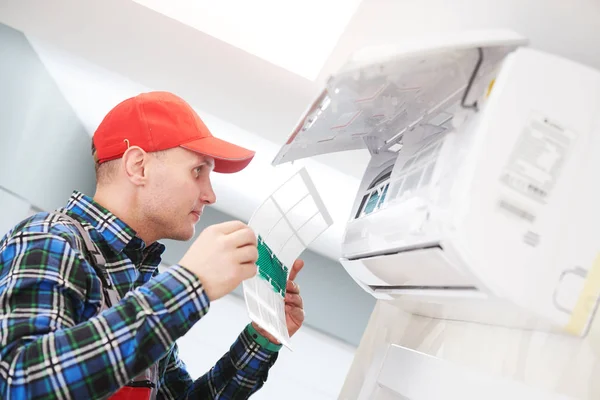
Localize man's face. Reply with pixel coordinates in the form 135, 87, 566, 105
142, 147, 216, 241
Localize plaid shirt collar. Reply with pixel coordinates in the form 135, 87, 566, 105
64, 191, 165, 265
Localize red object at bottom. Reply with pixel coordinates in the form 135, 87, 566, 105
108, 386, 152, 400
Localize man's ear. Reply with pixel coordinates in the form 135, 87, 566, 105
122, 146, 148, 185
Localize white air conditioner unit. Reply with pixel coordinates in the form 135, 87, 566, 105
272, 30, 600, 336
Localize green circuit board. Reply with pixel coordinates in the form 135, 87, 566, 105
256, 235, 289, 297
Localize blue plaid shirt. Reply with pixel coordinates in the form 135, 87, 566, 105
0, 191, 278, 399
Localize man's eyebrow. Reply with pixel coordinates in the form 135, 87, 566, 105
196, 156, 215, 170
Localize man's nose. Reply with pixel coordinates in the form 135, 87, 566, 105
200, 184, 217, 205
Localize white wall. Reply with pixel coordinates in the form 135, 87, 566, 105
0, 188, 33, 238
0, 23, 96, 213
177, 293, 356, 399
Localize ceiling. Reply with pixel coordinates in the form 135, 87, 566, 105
130, 0, 363, 81
1, 0, 599, 260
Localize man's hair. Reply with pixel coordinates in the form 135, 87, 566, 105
92, 140, 119, 185
92, 139, 168, 185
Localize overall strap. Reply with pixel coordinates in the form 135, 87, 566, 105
55, 212, 160, 399
54, 212, 120, 308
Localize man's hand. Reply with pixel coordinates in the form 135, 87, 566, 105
179, 221, 258, 301
253, 259, 305, 344
283, 259, 305, 337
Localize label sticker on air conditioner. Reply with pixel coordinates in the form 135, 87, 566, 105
499, 112, 577, 204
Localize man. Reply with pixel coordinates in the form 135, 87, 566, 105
0, 91, 305, 399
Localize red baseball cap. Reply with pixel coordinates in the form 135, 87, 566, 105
92, 91, 255, 173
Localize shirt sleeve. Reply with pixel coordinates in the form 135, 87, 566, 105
158, 326, 279, 400
0, 230, 210, 399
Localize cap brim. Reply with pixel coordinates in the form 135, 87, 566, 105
181, 136, 255, 173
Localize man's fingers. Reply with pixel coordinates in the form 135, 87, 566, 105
288, 259, 304, 281
240, 262, 258, 280
215, 220, 250, 235
226, 227, 257, 248
235, 245, 258, 264
286, 304, 305, 321
286, 279, 300, 294
284, 292, 303, 309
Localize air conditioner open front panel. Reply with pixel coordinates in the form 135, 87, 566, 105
272, 33, 526, 166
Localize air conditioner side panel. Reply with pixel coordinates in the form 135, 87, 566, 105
459, 48, 600, 334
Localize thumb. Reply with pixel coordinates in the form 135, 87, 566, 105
288, 259, 304, 281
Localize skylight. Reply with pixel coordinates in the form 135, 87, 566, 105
131, 0, 363, 81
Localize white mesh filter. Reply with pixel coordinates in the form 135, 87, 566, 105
242, 167, 332, 349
